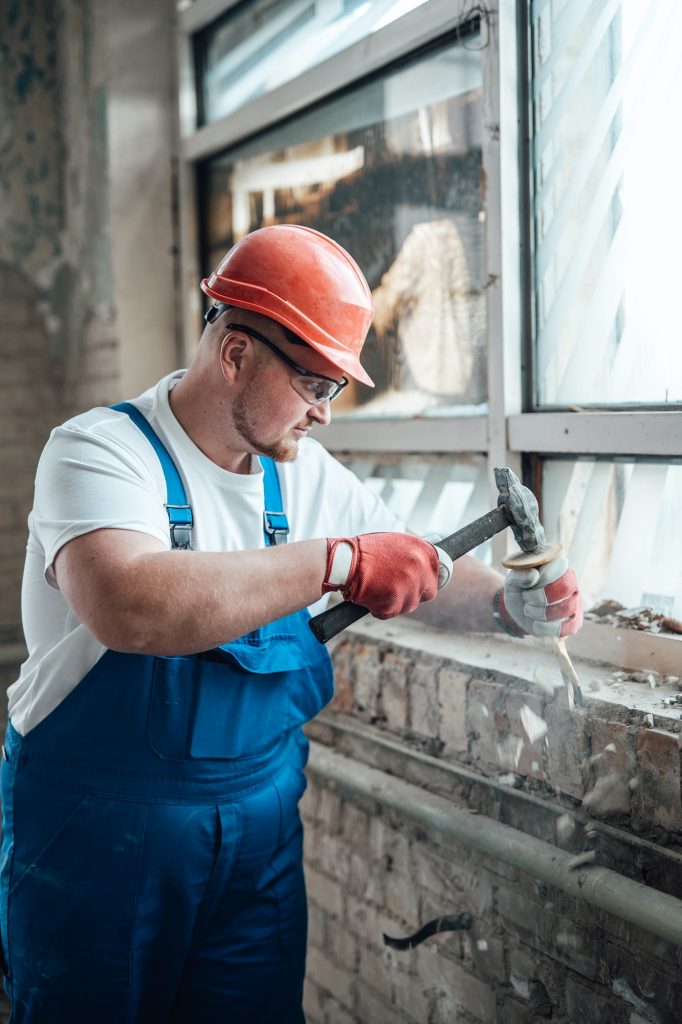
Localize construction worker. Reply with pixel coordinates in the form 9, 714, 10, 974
0, 225, 582, 1023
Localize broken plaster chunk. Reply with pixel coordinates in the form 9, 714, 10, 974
476, 939, 488, 952
497, 772, 516, 786
566, 850, 597, 871
628, 775, 640, 790
603, 743, 617, 753
582, 770, 631, 817
533, 664, 562, 694
520, 705, 548, 744
643, 713, 654, 727
496, 736, 524, 771
556, 814, 576, 844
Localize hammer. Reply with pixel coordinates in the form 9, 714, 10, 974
309, 468, 561, 644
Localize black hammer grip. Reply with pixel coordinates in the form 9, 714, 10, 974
309, 506, 510, 644
309, 598, 370, 643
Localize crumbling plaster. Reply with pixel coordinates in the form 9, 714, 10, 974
1, 0, 114, 368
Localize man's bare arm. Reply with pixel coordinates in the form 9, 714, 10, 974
54, 529, 328, 656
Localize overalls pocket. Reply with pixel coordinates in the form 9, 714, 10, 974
146, 630, 312, 761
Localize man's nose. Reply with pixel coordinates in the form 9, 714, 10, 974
308, 399, 332, 426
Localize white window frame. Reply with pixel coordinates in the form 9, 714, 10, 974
176, 0, 682, 673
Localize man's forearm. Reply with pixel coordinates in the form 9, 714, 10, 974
56, 534, 329, 657
410, 553, 503, 633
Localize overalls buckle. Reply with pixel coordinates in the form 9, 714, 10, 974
263, 510, 289, 545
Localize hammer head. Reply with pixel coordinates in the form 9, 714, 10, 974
494, 467, 546, 554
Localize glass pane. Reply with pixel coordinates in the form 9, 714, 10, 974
543, 458, 682, 620
199, 35, 487, 418
339, 453, 491, 560
531, 0, 682, 407
196, 0, 430, 126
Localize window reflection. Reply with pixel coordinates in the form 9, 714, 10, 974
199, 36, 487, 417
196, 0, 431, 126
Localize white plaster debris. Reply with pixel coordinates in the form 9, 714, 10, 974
520, 705, 548, 744
510, 974, 530, 999
476, 939, 488, 952
531, 761, 540, 772
603, 743, 617, 754
532, 664, 562, 694
556, 929, 582, 949
497, 773, 516, 786
628, 776, 640, 791
566, 850, 597, 870
644, 713, 654, 727
583, 770, 631, 817
612, 977, 660, 1021
496, 736, 524, 770
556, 814, 576, 844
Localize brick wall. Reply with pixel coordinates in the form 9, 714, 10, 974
301, 623, 682, 1023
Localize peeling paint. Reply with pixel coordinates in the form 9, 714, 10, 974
1, 0, 115, 366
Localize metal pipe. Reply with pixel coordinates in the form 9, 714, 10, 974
308, 742, 682, 949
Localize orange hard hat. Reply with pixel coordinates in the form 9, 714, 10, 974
201, 224, 375, 387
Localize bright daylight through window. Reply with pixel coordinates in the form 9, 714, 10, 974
530, 0, 682, 651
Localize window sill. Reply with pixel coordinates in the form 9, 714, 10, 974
337, 616, 682, 724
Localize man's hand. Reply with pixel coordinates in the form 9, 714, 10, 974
496, 555, 583, 638
323, 533, 452, 619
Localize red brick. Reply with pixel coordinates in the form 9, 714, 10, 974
545, 704, 590, 799
635, 728, 682, 832
437, 666, 469, 753
380, 650, 412, 731
306, 947, 354, 1009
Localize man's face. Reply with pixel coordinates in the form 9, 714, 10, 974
230, 327, 340, 462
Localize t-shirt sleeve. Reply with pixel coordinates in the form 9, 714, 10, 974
32, 415, 171, 587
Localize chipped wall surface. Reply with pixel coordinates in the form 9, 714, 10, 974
0, 0, 177, 644
302, 623, 682, 1023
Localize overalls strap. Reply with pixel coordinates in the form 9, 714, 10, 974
112, 402, 289, 550
260, 456, 289, 546
112, 401, 194, 549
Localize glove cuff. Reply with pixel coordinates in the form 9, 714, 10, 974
322, 538, 359, 596
492, 587, 527, 638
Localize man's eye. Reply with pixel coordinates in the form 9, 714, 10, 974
302, 378, 329, 401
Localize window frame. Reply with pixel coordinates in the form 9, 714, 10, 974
176, 0, 682, 671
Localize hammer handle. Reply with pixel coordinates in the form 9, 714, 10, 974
309, 506, 510, 644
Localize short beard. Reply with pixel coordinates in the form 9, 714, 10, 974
232, 389, 298, 463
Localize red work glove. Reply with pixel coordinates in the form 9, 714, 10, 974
495, 555, 583, 638
322, 533, 448, 619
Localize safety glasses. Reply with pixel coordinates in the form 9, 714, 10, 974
226, 323, 348, 404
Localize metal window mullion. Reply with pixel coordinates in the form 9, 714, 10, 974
180, 0, 245, 36
508, 412, 682, 457
313, 416, 488, 455
484, 2, 523, 567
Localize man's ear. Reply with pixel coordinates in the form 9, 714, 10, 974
219, 330, 250, 383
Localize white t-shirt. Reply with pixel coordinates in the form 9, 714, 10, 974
10, 371, 402, 736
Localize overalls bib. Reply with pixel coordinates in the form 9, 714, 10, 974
0, 405, 334, 1024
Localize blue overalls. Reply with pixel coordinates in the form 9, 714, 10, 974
0, 404, 334, 1023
